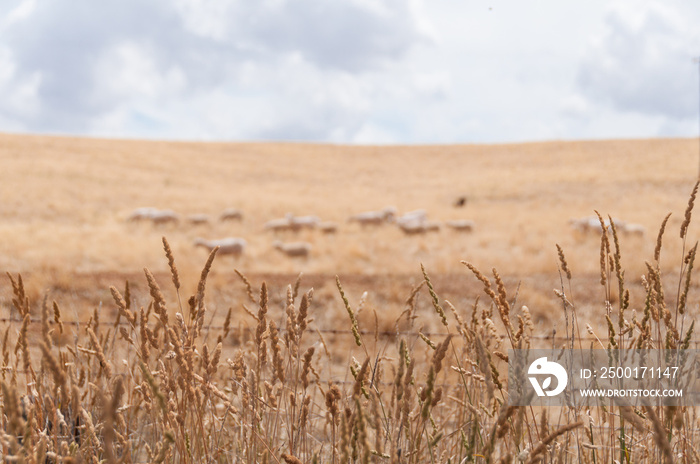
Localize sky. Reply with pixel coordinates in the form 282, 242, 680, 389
0, 0, 699, 145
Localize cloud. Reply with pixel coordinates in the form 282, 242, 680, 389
576, 1, 700, 121
0, 0, 428, 138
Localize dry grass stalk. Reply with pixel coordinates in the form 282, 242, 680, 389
144, 268, 169, 329
681, 180, 699, 239
337, 276, 362, 346
301, 346, 315, 389
281, 452, 303, 464
642, 404, 673, 464
421, 264, 448, 327
195, 245, 218, 318
524, 421, 583, 464
655, 212, 672, 262
162, 236, 181, 290
235, 269, 257, 304
556, 244, 571, 280
297, 289, 312, 334
110, 285, 136, 326
87, 326, 112, 378
679, 242, 698, 315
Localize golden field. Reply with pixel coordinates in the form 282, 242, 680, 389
0, 133, 699, 462
0, 135, 694, 275
0, 134, 697, 327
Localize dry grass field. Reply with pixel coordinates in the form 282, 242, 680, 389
0, 132, 699, 462
0, 134, 696, 325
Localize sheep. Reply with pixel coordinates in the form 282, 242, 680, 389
318, 221, 339, 234
127, 207, 160, 222
220, 208, 244, 221
348, 206, 397, 226
395, 210, 428, 226
194, 237, 247, 256
187, 214, 211, 225
273, 240, 311, 258
264, 213, 297, 232
445, 220, 475, 232
150, 209, 180, 225
398, 220, 441, 235
290, 215, 321, 230
127, 208, 180, 225
397, 221, 423, 235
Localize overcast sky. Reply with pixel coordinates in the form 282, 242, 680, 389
1, 0, 699, 144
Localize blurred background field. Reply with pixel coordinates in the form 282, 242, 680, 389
0, 133, 697, 335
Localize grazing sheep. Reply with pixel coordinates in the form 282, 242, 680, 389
348, 206, 397, 226
194, 237, 247, 256
151, 210, 180, 225
187, 214, 211, 225
264, 213, 296, 232
127, 207, 180, 225
318, 221, 339, 234
398, 220, 441, 235
220, 208, 244, 221
127, 207, 160, 222
395, 210, 428, 226
445, 220, 475, 232
273, 240, 311, 258
290, 215, 321, 230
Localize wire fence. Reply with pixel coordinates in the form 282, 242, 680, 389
5, 315, 700, 348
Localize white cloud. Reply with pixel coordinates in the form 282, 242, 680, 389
0, 0, 427, 139
576, 1, 700, 121
1, 0, 700, 143
5, 0, 36, 26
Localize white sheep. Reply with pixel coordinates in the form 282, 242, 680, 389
194, 237, 247, 256
348, 206, 397, 226
150, 209, 180, 225
290, 215, 321, 230
264, 213, 296, 232
273, 240, 311, 258
398, 220, 441, 235
187, 214, 211, 225
126, 207, 179, 225
220, 208, 244, 221
445, 220, 475, 232
127, 207, 156, 221
395, 209, 428, 225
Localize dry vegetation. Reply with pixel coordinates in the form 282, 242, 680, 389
0, 133, 699, 462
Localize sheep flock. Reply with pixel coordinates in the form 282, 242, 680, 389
124, 206, 645, 260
